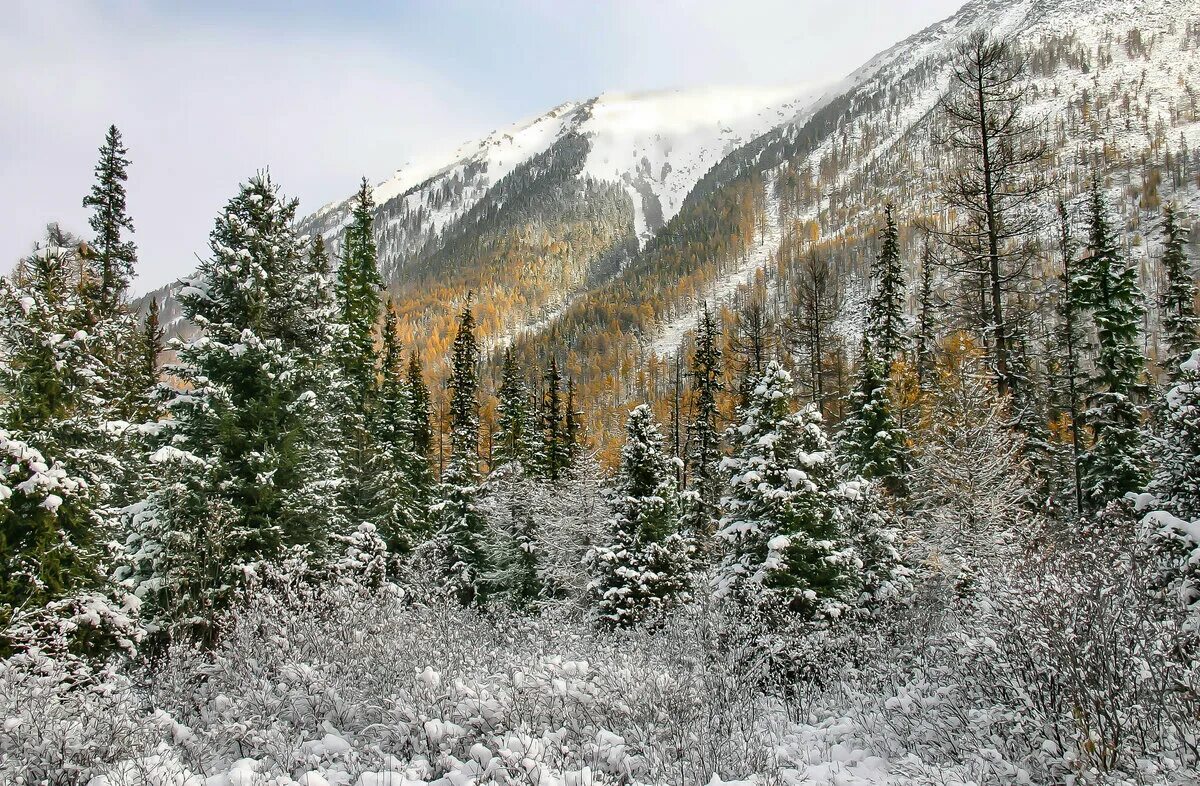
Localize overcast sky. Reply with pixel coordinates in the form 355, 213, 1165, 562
2, 0, 964, 293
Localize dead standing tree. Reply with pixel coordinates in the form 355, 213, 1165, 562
934, 31, 1049, 397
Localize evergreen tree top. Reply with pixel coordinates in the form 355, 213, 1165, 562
184, 172, 318, 348
619, 404, 676, 501
82, 124, 136, 314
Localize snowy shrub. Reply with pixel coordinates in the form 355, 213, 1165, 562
793, 523, 1200, 785
126, 584, 787, 786
0, 651, 165, 786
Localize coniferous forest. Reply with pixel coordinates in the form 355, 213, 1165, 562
4, 2, 1200, 784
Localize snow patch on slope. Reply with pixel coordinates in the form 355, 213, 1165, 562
579, 86, 826, 245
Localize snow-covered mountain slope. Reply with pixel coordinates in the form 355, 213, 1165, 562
634, 0, 1200, 353
303, 85, 825, 280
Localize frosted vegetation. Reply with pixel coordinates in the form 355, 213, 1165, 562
4, 3, 1200, 785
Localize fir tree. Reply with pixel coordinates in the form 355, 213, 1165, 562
838, 339, 909, 496
333, 179, 385, 529
1144, 350, 1200, 610
129, 173, 342, 640
494, 347, 532, 468
0, 241, 110, 650
1076, 183, 1150, 507
430, 299, 491, 605
717, 362, 852, 619
540, 358, 570, 479
82, 125, 136, 317
1150, 350, 1200, 523
481, 462, 543, 611
564, 377, 583, 461
127, 297, 164, 424
914, 237, 937, 387
867, 204, 908, 366
587, 404, 691, 627
407, 351, 433, 462
1160, 204, 1198, 378
683, 305, 724, 541
335, 178, 384, 400
1051, 199, 1087, 517
367, 301, 423, 552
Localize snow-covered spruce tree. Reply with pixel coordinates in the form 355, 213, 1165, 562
81, 125, 136, 318
481, 461, 542, 610
1160, 204, 1198, 379
405, 350, 435, 495
333, 178, 385, 529
911, 333, 1031, 591
429, 299, 492, 606
0, 429, 143, 659
132, 296, 164, 422
0, 234, 145, 656
1142, 350, 1200, 607
683, 305, 724, 543
867, 204, 908, 366
128, 173, 342, 641
77, 126, 167, 510
0, 427, 96, 650
717, 361, 852, 620
0, 241, 102, 466
494, 347, 533, 469
587, 404, 691, 626
1076, 183, 1150, 509
835, 478, 911, 609
336, 178, 385, 398
838, 338, 909, 497
366, 301, 424, 553
1149, 350, 1200, 523
540, 358, 571, 480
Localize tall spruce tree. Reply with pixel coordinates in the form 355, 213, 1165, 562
403, 350, 435, 526
1145, 350, 1200, 608
1052, 199, 1088, 517
915, 238, 937, 387
494, 348, 533, 468
336, 178, 384, 399
82, 125, 136, 317
431, 300, 491, 605
407, 352, 433, 461
683, 306, 724, 540
368, 301, 423, 552
539, 359, 571, 479
1076, 183, 1150, 507
564, 377, 583, 462
128, 173, 342, 640
717, 362, 851, 619
1160, 205, 1198, 378
587, 404, 691, 627
333, 179, 385, 528
867, 204, 908, 366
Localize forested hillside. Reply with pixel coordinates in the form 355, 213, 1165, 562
3, 0, 1200, 784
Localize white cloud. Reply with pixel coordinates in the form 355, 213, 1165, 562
0, 1, 501, 291
1, 0, 965, 293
